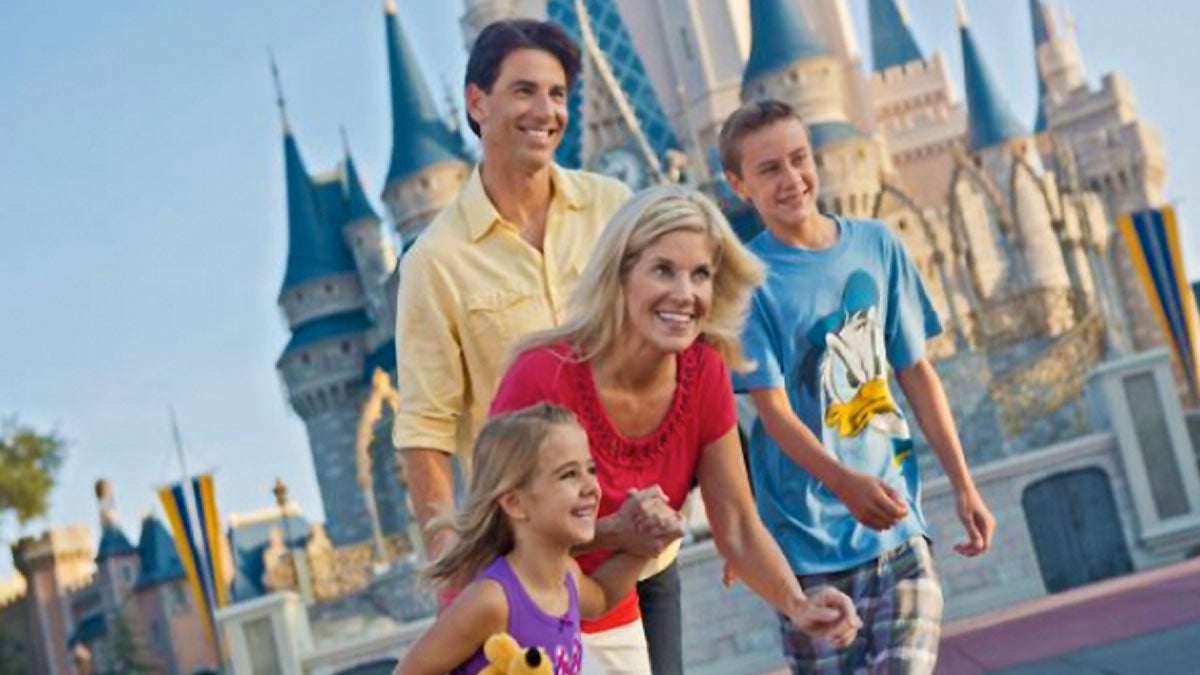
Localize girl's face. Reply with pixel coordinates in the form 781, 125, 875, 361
520, 424, 601, 546
620, 229, 717, 357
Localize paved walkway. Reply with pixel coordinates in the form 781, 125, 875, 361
937, 556, 1200, 674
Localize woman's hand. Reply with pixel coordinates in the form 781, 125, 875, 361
611, 486, 681, 557
786, 586, 861, 649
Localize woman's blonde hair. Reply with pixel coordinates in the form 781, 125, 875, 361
424, 403, 579, 589
518, 184, 765, 370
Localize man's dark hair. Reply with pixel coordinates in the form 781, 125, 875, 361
718, 99, 805, 178
464, 19, 581, 137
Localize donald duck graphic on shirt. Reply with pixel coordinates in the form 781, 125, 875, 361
795, 270, 914, 476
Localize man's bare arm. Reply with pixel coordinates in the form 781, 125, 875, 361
399, 447, 457, 558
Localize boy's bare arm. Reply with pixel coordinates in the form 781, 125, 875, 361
896, 359, 995, 556
750, 388, 907, 530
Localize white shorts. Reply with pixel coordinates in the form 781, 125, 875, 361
580, 619, 652, 675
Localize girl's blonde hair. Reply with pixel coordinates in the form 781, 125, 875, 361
516, 184, 765, 370
424, 403, 579, 589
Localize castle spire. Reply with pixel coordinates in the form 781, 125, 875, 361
1030, 0, 1054, 132
958, 0, 1027, 151
383, 0, 468, 183
743, 0, 828, 86
94, 479, 136, 562
269, 49, 289, 133
273, 60, 355, 293
868, 0, 924, 73
340, 126, 380, 224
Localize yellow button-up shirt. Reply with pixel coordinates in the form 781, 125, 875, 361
392, 164, 631, 467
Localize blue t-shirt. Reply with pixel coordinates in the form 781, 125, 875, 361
734, 216, 942, 574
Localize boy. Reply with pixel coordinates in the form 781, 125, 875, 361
719, 99, 995, 673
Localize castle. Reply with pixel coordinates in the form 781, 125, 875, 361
273, 0, 1175, 548
0, 481, 218, 675
217, 1, 1200, 671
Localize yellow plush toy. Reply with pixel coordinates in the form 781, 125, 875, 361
478, 633, 554, 675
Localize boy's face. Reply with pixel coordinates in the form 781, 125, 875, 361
725, 118, 820, 232
466, 48, 568, 173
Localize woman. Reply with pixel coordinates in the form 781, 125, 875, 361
489, 185, 859, 674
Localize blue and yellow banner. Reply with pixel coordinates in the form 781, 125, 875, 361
191, 474, 231, 609
1118, 205, 1200, 392
157, 474, 225, 652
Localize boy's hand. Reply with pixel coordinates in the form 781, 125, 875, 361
829, 470, 908, 531
953, 487, 995, 556
787, 586, 861, 649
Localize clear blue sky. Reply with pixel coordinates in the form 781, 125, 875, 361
1, 1, 1196, 576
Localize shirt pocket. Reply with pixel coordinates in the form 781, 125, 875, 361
463, 288, 538, 344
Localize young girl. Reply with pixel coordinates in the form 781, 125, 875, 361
395, 404, 656, 675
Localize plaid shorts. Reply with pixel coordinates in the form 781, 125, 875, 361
779, 537, 944, 675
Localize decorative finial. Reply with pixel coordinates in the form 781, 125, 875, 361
384, 0, 398, 16
955, 0, 970, 28
273, 477, 289, 509
95, 479, 118, 528
268, 48, 289, 131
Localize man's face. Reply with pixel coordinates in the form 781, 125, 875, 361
467, 48, 568, 173
726, 118, 820, 231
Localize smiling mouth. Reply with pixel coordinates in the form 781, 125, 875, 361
570, 504, 597, 519
656, 311, 695, 329
519, 127, 557, 141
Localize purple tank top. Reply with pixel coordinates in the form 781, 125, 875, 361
453, 556, 583, 675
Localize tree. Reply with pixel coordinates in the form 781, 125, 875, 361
0, 418, 65, 540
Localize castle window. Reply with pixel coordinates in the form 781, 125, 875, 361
1118, 170, 1128, 188
899, 219, 909, 232
789, 70, 799, 84
849, 194, 858, 213
833, 197, 843, 213
122, 567, 132, 582
324, 283, 333, 294
295, 290, 304, 302
341, 341, 352, 355
421, 177, 431, 190
301, 353, 311, 366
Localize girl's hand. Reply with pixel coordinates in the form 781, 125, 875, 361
786, 586, 861, 649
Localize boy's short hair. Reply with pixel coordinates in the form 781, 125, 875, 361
718, 99, 805, 178
464, 19, 581, 137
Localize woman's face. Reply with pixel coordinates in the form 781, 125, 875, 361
620, 229, 717, 356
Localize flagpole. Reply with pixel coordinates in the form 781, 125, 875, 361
170, 408, 226, 666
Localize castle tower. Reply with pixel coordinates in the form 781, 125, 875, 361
340, 133, 398, 353
129, 515, 217, 674
91, 480, 138, 672
380, 0, 472, 244
955, 0, 1079, 341
546, 0, 679, 188
607, 0, 750, 187
460, 0, 546, 51
867, 0, 966, 209
741, 0, 887, 219
12, 527, 95, 675
1026, 1, 1170, 354
272, 62, 384, 547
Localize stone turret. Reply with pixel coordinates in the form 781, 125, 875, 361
741, 0, 887, 219
380, 0, 471, 244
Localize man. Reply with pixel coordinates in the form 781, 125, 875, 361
393, 19, 681, 673
718, 99, 996, 674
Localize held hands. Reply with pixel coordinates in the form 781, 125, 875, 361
614, 486, 683, 558
953, 486, 995, 557
829, 470, 908, 531
787, 586, 861, 649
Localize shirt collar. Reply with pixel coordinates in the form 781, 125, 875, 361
461, 163, 588, 242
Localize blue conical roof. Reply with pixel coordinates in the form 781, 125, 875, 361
343, 153, 379, 224
384, 4, 468, 183
744, 0, 828, 86
868, 0, 925, 72
96, 525, 136, 563
1030, 0, 1052, 132
279, 131, 358, 292
960, 21, 1027, 151
134, 515, 185, 589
